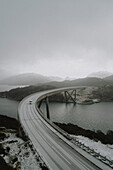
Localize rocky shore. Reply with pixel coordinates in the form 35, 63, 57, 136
0, 115, 48, 170
0, 115, 19, 130
0, 85, 113, 104
0, 85, 56, 101
75, 86, 113, 104
0, 115, 113, 169
54, 122, 113, 145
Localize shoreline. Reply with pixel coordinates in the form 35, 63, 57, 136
0, 115, 18, 130
0, 114, 113, 145
54, 122, 113, 144
0, 115, 48, 170
0, 115, 113, 169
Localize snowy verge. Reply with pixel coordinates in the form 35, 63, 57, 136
70, 135, 113, 168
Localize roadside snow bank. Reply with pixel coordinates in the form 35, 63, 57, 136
71, 135, 113, 168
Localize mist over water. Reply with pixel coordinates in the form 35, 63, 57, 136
0, 85, 28, 92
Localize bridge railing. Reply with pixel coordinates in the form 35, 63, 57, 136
35, 87, 113, 169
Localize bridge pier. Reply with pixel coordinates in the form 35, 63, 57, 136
38, 99, 43, 109
45, 97, 50, 119
38, 97, 50, 120
64, 90, 76, 104
37, 89, 76, 120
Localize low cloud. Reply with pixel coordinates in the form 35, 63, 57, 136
0, 0, 113, 78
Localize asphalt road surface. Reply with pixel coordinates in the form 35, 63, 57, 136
18, 88, 112, 170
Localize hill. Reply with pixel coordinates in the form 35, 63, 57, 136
1, 72, 113, 87
42, 77, 110, 88
87, 71, 113, 79
104, 75, 113, 84
0, 85, 56, 101
0, 73, 61, 86
0, 76, 113, 102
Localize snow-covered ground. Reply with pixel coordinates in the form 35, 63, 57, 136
71, 135, 113, 168
1, 129, 113, 169
0, 131, 48, 170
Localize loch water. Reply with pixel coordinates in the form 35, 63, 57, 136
0, 97, 113, 133
0, 98, 19, 119
41, 102, 113, 133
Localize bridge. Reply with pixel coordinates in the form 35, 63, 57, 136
18, 87, 112, 170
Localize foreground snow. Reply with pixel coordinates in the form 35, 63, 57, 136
1, 129, 113, 169
0, 131, 47, 169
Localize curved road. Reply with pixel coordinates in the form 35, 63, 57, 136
18, 88, 112, 170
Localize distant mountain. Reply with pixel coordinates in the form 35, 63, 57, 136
104, 75, 113, 84
49, 76, 63, 82
43, 77, 110, 88
0, 73, 61, 86
1, 72, 113, 88
87, 71, 113, 79
64, 76, 75, 81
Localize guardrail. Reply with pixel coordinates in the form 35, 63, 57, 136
18, 87, 113, 170
71, 138, 113, 168
35, 87, 113, 169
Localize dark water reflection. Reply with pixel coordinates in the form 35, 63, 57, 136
41, 102, 113, 133
0, 97, 113, 133
0, 98, 19, 119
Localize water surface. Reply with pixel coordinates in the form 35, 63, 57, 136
0, 98, 19, 119
41, 102, 113, 133
0, 96, 113, 133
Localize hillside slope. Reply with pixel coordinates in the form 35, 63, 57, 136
0, 73, 56, 85
42, 77, 111, 88
87, 71, 113, 78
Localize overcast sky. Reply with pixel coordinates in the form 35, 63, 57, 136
0, 0, 113, 78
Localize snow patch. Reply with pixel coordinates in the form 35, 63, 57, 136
70, 135, 113, 168
0, 132, 48, 169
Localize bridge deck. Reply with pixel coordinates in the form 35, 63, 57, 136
18, 87, 112, 170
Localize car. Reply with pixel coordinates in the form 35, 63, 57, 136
29, 100, 32, 104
